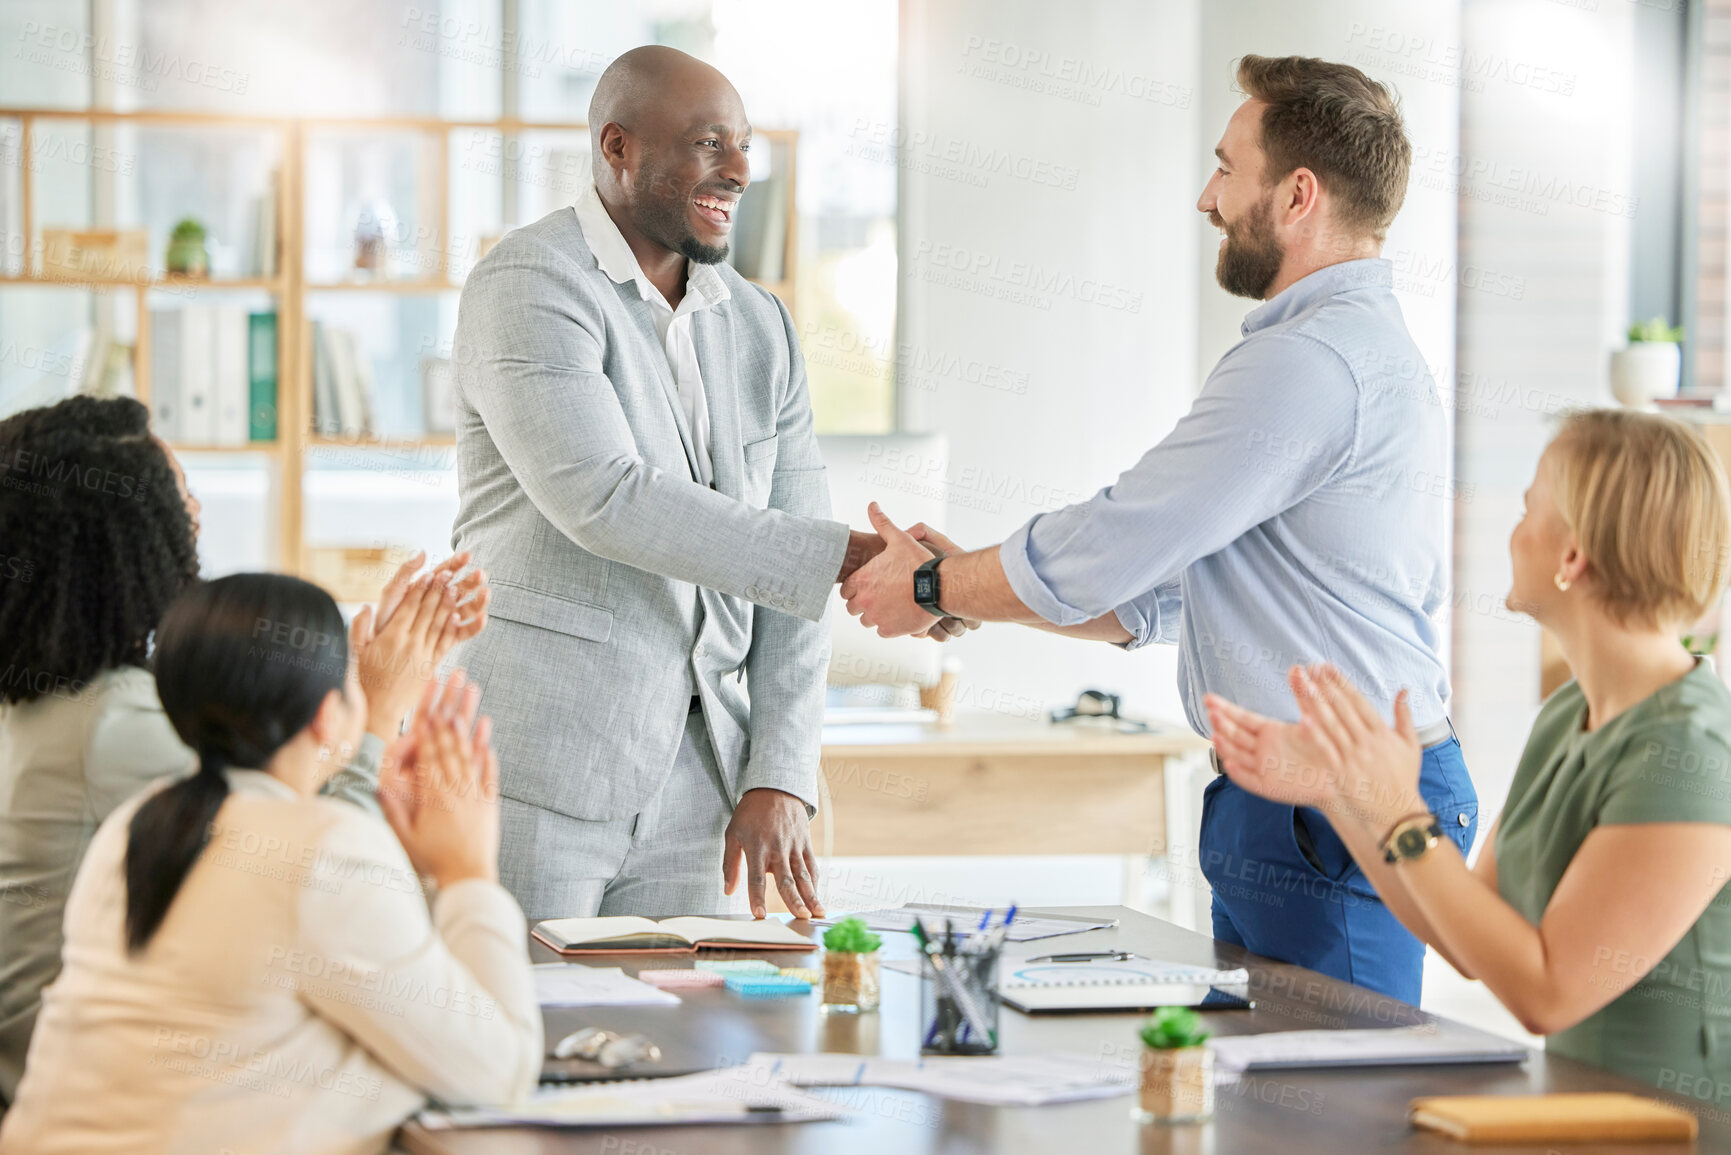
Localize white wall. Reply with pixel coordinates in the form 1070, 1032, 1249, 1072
894, 0, 1464, 730
1198, 0, 1463, 403
895, 0, 1202, 727
1452, 0, 1637, 812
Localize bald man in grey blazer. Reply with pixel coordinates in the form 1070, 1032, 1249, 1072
449, 47, 900, 921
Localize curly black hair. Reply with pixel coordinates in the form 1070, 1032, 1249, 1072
0, 395, 200, 704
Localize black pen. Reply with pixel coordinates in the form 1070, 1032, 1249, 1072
1023, 950, 1136, 963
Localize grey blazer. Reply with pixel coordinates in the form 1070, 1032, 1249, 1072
449, 207, 850, 822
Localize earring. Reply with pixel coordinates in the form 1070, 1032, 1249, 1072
1553, 573, 1571, 592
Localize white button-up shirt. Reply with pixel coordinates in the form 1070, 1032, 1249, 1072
572, 178, 730, 487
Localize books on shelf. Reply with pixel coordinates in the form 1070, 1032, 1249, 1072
178, 305, 213, 443
420, 354, 454, 433
249, 170, 279, 279
248, 313, 278, 441
148, 306, 277, 445
310, 321, 376, 438
74, 331, 134, 398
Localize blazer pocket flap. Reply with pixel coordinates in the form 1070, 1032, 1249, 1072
489, 583, 613, 642
744, 434, 779, 464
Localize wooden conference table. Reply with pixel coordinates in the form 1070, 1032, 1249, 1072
397, 906, 1726, 1154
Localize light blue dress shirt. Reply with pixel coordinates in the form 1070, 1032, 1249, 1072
1000, 258, 1453, 734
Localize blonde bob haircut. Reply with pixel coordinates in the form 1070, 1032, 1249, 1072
1547, 408, 1731, 629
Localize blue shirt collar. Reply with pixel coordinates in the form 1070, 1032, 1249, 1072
1241, 258, 1393, 337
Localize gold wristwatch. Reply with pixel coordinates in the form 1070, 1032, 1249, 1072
1380, 812, 1442, 864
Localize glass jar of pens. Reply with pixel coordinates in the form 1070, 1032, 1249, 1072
914, 910, 1011, 1056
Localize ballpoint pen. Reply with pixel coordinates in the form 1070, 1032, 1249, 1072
1024, 950, 1137, 964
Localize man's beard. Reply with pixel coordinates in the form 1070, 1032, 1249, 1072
678, 236, 730, 265
635, 177, 731, 266
1215, 194, 1283, 299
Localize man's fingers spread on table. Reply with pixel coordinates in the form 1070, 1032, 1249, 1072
771, 857, 809, 919
721, 833, 742, 893
793, 850, 823, 916
745, 848, 769, 918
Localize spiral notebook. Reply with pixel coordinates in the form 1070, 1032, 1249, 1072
996, 956, 1253, 1013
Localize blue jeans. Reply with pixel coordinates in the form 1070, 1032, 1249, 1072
1200, 734, 1477, 1005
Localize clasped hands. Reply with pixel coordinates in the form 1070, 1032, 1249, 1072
839, 503, 980, 640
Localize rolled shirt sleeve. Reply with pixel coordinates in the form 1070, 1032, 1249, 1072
1113, 580, 1183, 651
999, 332, 1359, 627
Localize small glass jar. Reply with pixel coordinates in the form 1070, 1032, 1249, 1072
1133, 1045, 1214, 1124
919, 948, 1000, 1054
821, 951, 881, 1013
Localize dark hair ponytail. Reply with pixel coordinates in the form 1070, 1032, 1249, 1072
125, 573, 349, 952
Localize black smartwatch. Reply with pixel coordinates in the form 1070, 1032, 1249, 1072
912, 557, 948, 618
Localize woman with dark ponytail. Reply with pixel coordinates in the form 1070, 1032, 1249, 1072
0, 395, 492, 1115
0, 573, 539, 1155
124, 573, 351, 953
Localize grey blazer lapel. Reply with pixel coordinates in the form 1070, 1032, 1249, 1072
610, 281, 704, 483
693, 308, 742, 499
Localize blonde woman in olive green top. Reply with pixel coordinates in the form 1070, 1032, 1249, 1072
1205, 408, 1731, 1094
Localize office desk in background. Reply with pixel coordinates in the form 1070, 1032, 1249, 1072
817, 715, 1209, 857
397, 906, 1728, 1154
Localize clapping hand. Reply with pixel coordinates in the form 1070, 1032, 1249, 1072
377, 671, 501, 888
351, 550, 491, 742
1204, 663, 1425, 829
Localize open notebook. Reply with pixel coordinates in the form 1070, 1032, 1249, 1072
532, 916, 816, 955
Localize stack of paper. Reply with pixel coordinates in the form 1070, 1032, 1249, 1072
418, 1069, 850, 1129
1209, 1023, 1530, 1072
744, 1052, 1136, 1106
532, 963, 680, 1008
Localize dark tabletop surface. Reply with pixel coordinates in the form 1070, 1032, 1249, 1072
397, 905, 1724, 1154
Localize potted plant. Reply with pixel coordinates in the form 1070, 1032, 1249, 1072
165, 217, 209, 278
820, 917, 883, 1014
1610, 316, 1683, 409
1134, 1006, 1213, 1124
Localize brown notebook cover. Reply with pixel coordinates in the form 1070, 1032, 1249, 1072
1408, 1093, 1698, 1145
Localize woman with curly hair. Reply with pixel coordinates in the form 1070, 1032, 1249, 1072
0, 395, 490, 1112
0, 576, 537, 1153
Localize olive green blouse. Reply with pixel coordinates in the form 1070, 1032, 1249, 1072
1495, 659, 1731, 1090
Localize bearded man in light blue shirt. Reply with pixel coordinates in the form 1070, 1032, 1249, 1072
843, 55, 1477, 1004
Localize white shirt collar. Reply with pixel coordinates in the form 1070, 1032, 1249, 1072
572, 178, 730, 312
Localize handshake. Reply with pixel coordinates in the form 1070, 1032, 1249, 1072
834, 502, 980, 641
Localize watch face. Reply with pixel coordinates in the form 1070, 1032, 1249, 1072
914, 572, 935, 603
1395, 828, 1428, 858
